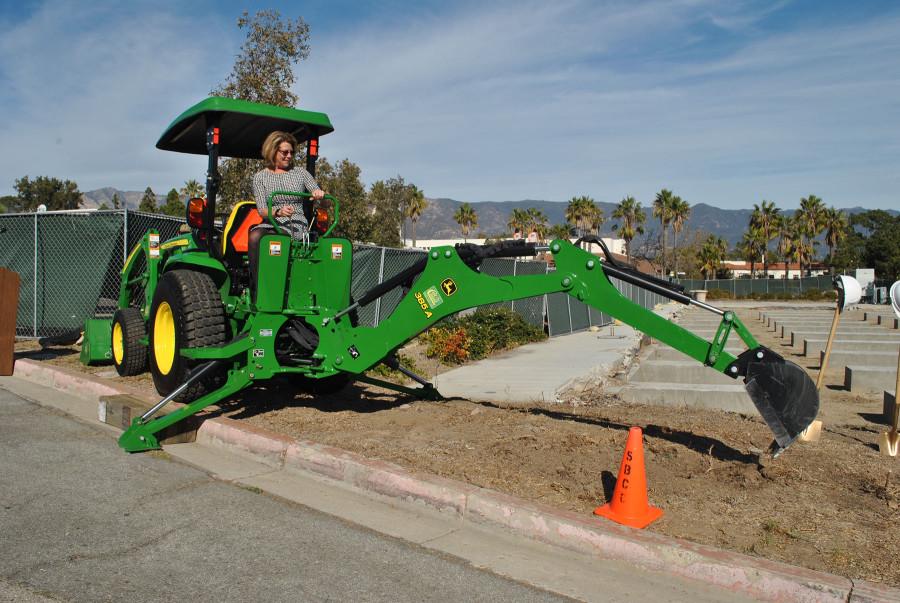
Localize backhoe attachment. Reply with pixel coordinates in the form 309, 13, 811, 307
327, 236, 818, 455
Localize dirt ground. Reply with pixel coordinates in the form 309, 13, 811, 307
14, 305, 900, 586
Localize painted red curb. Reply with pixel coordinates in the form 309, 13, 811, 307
11, 358, 893, 602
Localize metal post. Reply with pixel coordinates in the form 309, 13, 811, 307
33, 213, 37, 337
374, 247, 386, 327
123, 208, 128, 267
511, 259, 517, 313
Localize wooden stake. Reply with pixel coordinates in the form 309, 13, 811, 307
815, 303, 841, 390
877, 347, 900, 456
799, 302, 841, 443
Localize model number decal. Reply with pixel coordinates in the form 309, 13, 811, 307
414, 291, 433, 319
252, 349, 265, 358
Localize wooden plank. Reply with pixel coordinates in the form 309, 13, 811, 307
99, 394, 202, 445
0, 268, 21, 376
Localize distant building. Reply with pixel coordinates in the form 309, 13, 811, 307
722, 260, 828, 279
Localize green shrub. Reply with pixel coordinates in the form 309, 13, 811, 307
706, 288, 734, 300
423, 308, 546, 364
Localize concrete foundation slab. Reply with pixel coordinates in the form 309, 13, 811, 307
790, 329, 899, 346
845, 366, 899, 394
820, 349, 898, 368
618, 382, 755, 413
879, 316, 900, 329
804, 339, 900, 357
885, 390, 897, 424
628, 360, 737, 385
652, 346, 745, 360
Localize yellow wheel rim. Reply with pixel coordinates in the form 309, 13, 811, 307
154, 301, 176, 375
112, 322, 124, 364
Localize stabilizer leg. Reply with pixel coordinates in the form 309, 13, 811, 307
119, 368, 251, 452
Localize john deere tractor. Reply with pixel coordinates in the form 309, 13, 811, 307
89, 96, 818, 456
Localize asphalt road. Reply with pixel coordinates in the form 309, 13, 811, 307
0, 386, 568, 603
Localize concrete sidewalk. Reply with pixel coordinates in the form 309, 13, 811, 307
434, 304, 679, 404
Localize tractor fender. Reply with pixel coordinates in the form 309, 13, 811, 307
163, 252, 229, 289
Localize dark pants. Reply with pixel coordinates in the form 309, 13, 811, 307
247, 224, 275, 303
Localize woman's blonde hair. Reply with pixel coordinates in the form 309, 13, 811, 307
261, 131, 299, 169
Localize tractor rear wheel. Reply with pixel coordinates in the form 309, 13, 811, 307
112, 307, 147, 376
149, 270, 226, 400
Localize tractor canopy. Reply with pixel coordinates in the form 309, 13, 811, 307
156, 97, 334, 159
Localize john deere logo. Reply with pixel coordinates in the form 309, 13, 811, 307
440, 278, 457, 296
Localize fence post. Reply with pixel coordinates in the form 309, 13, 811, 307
33, 213, 38, 337
374, 247, 386, 327
511, 259, 517, 313
123, 208, 128, 267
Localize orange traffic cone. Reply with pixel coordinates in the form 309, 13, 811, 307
594, 426, 663, 529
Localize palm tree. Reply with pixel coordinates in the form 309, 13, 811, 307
652, 189, 675, 275
454, 202, 478, 242
698, 235, 728, 280
738, 226, 766, 278
822, 206, 848, 273
750, 200, 780, 279
526, 208, 549, 242
180, 179, 205, 199
776, 215, 799, 281
405, 185, 428, 247
547, 224, 571, 241
507, 208, 530, 238
670, 196, 690, 276
565, 196, 594, 238
797, 195, 824, 275
587, 202, 605, 236
611, 196, 646, 264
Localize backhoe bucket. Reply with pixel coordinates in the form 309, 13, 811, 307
743, 357, 819, 454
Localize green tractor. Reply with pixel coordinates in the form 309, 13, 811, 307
92, 96, 818, 456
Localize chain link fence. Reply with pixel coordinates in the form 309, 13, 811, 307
0, 210, 186, 337
356, 248, 668, 337
1, 211, 666, 339
675, 276, 834, 297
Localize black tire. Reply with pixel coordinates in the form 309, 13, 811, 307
112, 307, 148, 376
149, 270, 226, 400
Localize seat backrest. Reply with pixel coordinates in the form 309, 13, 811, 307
222, 201, 263, 257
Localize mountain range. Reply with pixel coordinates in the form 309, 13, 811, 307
81, 188, 892, 249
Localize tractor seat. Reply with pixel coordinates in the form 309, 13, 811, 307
222, 201, 263, 265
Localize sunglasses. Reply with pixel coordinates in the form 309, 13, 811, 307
276, 149, 294, 156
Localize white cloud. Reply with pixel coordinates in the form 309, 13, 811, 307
0, 1, 233, 196
299, 0, 900, 209
0, 0, 897, 210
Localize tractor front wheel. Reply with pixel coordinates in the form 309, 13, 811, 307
149, 270, 226, 400
112, 307, 147, 376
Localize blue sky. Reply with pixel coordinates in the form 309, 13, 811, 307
0, 0, 898, 210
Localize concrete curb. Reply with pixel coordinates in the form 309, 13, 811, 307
10, 358, 896, 602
